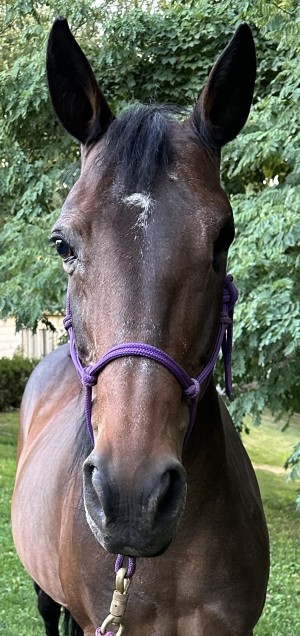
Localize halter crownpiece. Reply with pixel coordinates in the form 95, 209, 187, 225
63, 273, 238, 446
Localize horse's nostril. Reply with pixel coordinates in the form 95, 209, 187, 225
84, 461, 101, 497
84, 462, 101, 500
155, 468, 186, 522
84, 460, 119, 525
91, 465, 100, 491
84, 462, 93, 479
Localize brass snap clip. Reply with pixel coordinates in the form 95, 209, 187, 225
100, 567, 131, 635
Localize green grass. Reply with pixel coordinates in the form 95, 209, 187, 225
0, 412, 42, 635
0, 411, 299, 635
241, 416, 300, 636
243, 412, 300, 469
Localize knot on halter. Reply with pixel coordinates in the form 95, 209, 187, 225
63, 314, 72, 330
223, 274, 239, 311
184, 378, 200, 400
82, 369, 97, 388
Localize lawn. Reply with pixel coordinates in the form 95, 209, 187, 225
0, 411, 299, 636
242, 415, 300, 636
0, 412, 42, 635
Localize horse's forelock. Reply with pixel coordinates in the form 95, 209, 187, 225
89, 104, 186, 196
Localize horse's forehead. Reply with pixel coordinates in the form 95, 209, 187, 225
66, 122, 226, 221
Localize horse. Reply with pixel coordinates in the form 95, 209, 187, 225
12, 17, 269, 636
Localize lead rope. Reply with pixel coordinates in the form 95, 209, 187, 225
63, 274, 238, 635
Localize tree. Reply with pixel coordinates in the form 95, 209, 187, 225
221, 2, 300, 497
0, 1, 106, 328
0, 0, 299, 486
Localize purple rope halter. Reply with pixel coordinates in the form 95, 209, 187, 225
63, 273, 238, 635
63, 274, 238, 446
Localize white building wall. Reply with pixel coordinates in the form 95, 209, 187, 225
0, 317, 64, 359
0, 318, 23, 358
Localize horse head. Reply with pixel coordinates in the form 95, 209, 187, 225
46, 19, 255, 557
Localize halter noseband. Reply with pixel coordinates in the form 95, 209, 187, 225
63, 274, 238, 446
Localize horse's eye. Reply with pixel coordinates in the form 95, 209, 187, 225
55, 239, 73, 259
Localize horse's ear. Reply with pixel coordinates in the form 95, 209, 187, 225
194, 24, 256, 147
46, 17, 114, 144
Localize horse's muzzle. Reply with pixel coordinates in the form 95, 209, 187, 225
82, 452, 187, 557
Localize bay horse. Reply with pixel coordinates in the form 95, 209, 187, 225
12, 18, 269, 636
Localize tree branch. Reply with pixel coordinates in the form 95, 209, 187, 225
271, 1, 295, 17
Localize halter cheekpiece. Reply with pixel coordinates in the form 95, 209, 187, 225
63, 274, 238, 446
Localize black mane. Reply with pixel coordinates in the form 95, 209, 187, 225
93, 104, 181, 195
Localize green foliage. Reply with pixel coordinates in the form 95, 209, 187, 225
220, 1, 300, 473
0, 355, 38, 411
226, 188, 300, 428
0, 1, 299, 473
